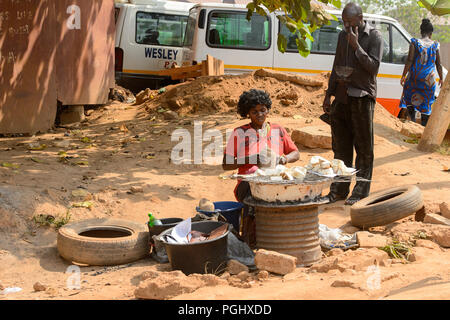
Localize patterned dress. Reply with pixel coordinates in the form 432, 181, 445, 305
400, 38, 440, 115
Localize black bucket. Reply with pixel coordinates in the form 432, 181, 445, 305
160, 221, 230, 275
148, 218, 183, 245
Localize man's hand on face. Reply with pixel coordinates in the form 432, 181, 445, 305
347, 26, 359, 50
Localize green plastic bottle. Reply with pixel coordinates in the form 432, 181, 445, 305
148, 212, 162, 227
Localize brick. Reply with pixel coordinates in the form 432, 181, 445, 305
424, 213, 450, 226
255, 249, 297, 275
356, 231, 389, 248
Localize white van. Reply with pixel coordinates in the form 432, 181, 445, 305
115, 0, 194, 92
182, 3, 447, 117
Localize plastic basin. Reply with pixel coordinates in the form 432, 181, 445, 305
196, 201, 244, 231
160, 221, 230, 275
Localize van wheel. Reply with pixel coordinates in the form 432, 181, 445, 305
57, 218, 149, 266
350, 185, 423, 229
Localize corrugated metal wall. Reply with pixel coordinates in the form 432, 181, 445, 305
0, 0, 115, 134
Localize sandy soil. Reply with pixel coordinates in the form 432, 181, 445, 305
0, 76, 449, 300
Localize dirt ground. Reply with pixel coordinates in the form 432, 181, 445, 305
0, 73, 449, 300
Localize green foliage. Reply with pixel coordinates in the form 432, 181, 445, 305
33, 210, 71, 229
344, 0, 450, 43
247, 0, 342, 57
380, 239, 413, 260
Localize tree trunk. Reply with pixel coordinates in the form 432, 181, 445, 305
417, 76, 450, 152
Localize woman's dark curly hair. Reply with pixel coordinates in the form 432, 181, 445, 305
420, 18, 433, 36
237, 89, 272, 118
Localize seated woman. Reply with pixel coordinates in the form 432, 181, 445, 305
222, 89, 300, 245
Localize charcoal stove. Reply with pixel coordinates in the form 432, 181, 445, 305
243, 195, 329, 267
239, 173, 337, 267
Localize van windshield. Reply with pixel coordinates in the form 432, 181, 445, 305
136, 12, 188, 47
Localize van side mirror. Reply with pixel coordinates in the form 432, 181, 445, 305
198, 9, 206, 29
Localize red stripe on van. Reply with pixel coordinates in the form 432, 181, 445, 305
377, 98, 401, 117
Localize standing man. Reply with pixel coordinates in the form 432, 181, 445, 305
322, 2, 383, 205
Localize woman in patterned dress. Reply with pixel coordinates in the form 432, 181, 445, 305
399, 19, 444, 126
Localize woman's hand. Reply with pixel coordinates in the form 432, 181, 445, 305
277, 155, 287, 165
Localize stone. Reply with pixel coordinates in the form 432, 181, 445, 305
33, 282, 47, 292
0, 282, 4, 291
282, 111, 293, 118
415, 239, 441, 251
255, 249, 297, 275
311, 248, 389, 273
220, 272, 231, 280
291, 125, 332, 149
380, 259, 392, 267
429, 226, 450, 248
188, 274, 227, 287
130, 186, 144, 194
257, 270, 269, 281
135, 88, 152, 105
356, 231, 389, 248
331, 279, 360, 289
163, 110, 179, 120
424, 213, 450, 226
236, 271, 251, 282
134, 271, 203, 300
439, 202, 450, 219
85, 109, 94, 116
400, 121, 424, 139
45, 287, 58, 297
227, 259, 249, 275
408, 247, 436, 262
198, 198, 214, 212
59, 105, 85, 125
327, 269, 341, 276
327, 248, 344, 257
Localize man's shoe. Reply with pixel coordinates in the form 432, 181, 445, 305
344, 197, 361, 206
325, 193, 347, 204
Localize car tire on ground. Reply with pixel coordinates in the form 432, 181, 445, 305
57, 218, 149, 266
350, 185, 423, 229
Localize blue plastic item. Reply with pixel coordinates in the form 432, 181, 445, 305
196, 201, 244, 231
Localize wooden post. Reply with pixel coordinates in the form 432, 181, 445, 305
418, 76, 450, 152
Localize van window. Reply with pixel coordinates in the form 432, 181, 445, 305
207, 11, 270, 50
136, 12, 188, 47
391, 25, 410, 64
279, 20, 342, 54
370, 21, 391, 63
